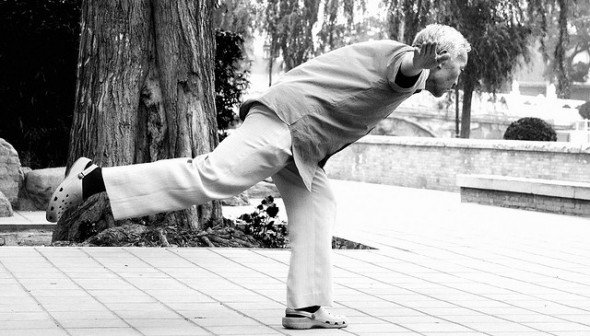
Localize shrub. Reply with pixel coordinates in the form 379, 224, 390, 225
578, 101, 590, 120
503, 117, 557, 141
215, 30, 249, 137
237, 196, 288, 248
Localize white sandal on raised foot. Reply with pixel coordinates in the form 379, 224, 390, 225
46, 157, 97, 223
282, 307, 348, 329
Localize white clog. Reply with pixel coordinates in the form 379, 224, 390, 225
282, 307, 348, 329
46, 157, 97, 223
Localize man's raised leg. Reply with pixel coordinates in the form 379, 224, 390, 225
47, 106, 291, 222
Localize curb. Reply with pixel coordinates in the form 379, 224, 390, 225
0, 224, 56, 232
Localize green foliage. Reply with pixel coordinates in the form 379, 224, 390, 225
316, 0, 368, 53
437, 1, 532, 93
262, 0, 377, 71
571, 61, 590, 83
385, 0, 533, 138
578, 101, 590, 119
315, 1, 388, 55
0, 0, 81, 168
503, 117, 557, 142
264, 0, 321, 71
214, 0, 263, 41
528, 0, 589, 96
237, 196, 289, 248
215, 30, 250, 133
385, 0, 438, 44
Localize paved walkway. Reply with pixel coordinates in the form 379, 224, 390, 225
1, 179, 590, 336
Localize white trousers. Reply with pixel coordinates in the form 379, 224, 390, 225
102, 107, 335, 308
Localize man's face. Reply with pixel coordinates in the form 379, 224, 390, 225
425, 50, 468, 97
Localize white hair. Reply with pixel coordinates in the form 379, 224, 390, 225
413, 24, 471, 62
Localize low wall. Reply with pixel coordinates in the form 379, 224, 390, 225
325, 136, 590, 192
458, 174, 590, 216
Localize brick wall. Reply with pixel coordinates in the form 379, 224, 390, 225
325, 136, 590, 192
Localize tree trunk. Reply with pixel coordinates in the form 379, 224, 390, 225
455, 87, 460, 138
268, 55, 274, 87
460, 78, 474, 139
67, 0, 222, 231
554, 0, 570, 98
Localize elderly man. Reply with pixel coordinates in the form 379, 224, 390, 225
47, 24, 470, 329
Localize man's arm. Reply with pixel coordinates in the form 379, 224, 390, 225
399, 42, 450, 77
394, 66, 422, 89
394, 42, 451, 89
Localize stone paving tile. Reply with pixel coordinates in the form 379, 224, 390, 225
147, 290, 218, 304
115, 308, 180, 320
0, 304, 45, 313
346, 322, 421, 333
169, 302, 235, 312
134, 325, 211, 335
2, 319, 60, 329
193, 315, 262, 327
124, 318, 199, 329
125, 277, 191, 290
2, 181, 590, 335
205, 289, 276, 303
207, 325, 283, 335
27, 289, 88, 298
524, 322, 590, 332
50, 310, 119, 320
0, 312, 49, 321
233, 308, 287, 318
42, 302, 112, 312
486, 333, 555, 336
104, 302, 176, 312
57, 318, 130, 329
2, 329, 69, 336
67, 328, 143, 336
421, 333, 486, 336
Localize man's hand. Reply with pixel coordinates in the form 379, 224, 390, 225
412, 42, 450, 69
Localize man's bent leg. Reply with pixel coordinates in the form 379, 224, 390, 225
103, 108, 291, 220
272, 163, 336, 309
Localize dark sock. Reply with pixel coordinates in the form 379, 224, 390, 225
286, 305, 321, 317
82, 166, 105, 200
294, 306, 320, 313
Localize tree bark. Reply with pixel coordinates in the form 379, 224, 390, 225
455, 87, 460, 138
460, 78, 474, 139
67, 0, 221, 231
69, 0, 152, 167
268, 54, 274, 87
554, 0, 570, 98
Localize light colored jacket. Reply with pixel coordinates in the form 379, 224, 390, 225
240, 40, 428, 190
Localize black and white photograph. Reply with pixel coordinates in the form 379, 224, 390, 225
0, 0, 589, 335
